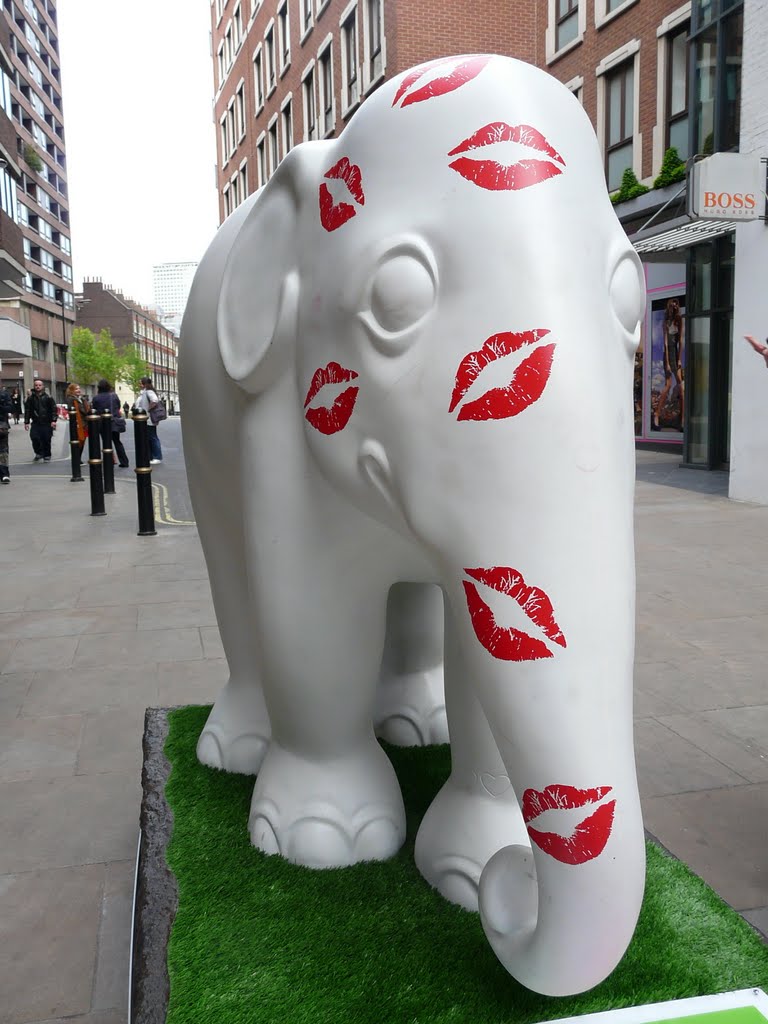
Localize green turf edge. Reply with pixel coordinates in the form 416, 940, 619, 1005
163, 705, 768, 1024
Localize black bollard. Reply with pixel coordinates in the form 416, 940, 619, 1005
100, 411, 115, 495
86, 411, 106, 516
68, 403, 83, 482
132, 411, 156, 536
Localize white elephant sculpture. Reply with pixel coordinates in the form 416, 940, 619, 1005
179, 53, 646, 997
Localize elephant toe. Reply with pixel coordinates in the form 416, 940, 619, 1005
224, 733, 269, 775
375, 713, 425, 746
250, 814, 282, 856
427, 706, 449, 744
196, 729, 224, 769
354, 816, 403, 862
288, 818, 353, 867
427, 855, 482, 911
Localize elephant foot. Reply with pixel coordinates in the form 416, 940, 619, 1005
414, 774, 530, 912
374, 666, 448, 746
196, 677, 271, 775
248, 740, 406, 867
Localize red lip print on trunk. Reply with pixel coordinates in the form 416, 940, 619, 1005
450, 329, 556, 422
319, 158, 366, 232
392, 54, 492, 109
462, 566, 566, 662
522, 784, 616, 865
448, 123, 565, 192
304, 362, 359, 435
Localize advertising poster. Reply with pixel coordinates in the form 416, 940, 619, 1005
649, 293, 685, 437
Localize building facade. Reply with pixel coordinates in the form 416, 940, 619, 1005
152, 260, 199, 337
0, 0, 73, 403
209, 0, 761, 489
77, 279, 179, 411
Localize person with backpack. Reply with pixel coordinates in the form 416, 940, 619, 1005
134, 375, 163, 464
0, 384, 12, 483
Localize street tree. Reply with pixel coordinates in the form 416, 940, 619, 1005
68, 327, 122, 387
117, 343, 149, 398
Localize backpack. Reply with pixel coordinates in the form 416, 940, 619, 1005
149, 398, 167, 425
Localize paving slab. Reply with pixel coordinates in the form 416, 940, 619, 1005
0, 712, 83, 782
92, 859, 134, 1014
0, 863, 104, 1024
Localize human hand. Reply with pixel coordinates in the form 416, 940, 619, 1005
24, 423, 29, 431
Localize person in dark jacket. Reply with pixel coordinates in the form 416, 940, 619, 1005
90, 379, 129, 468
0, 385, 12, 482
24, 379, 57, 461
11, 389, 21, 424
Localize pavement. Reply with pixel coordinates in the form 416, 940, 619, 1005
0, 424, 766, 1024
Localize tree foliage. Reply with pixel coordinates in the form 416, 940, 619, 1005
117, 343, 150, 396
68, 327, 145, 391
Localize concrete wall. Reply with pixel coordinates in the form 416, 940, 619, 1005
729, 0, 768, 504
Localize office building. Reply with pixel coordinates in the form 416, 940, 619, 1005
0, 0, 73, 402
152, 260, 199, 336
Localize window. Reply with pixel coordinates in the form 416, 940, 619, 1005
235, 81, 246, 140
666, 23, 689, 158
364, 0, 383, 84
690, 2, 742, 155
239, 162, 248, 204
594, 0, 637, 28
318, 44, 334, 135
301, 0, 313, 37
217, 42, 225, 85
303, 64, 317, 140
220, 112, 230, 163
32, 338, 48, 359
233, 3, 243, 49
556, 0, 579, 50
265, 25, 276, 94
277, 2, 290, 71
281, 97, 293, 155
605, 62, 634, 190
268, 117, 279, 174
256, 134, 267, 186
254, 47, 264, 110
340, 6, 359, 111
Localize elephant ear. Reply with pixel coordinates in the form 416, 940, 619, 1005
217, 142, 332, 393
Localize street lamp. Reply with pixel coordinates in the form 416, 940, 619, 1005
55, 287, 68, 386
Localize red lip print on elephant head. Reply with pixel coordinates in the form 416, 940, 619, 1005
319, 158, 366, 232
462, 566, 566, 662
522, 785, 616, 865
448, 123, 566, 192
391, 54, 492, 109
450, 329, 556, 422
304, 362, 360, 435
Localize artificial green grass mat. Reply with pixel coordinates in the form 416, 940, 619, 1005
164, 705, 768, 1024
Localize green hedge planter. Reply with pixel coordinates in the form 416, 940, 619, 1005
163, 706, 767, 1024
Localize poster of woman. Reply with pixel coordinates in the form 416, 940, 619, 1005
650, 295, 685, 435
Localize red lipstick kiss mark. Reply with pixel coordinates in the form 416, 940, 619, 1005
450, 329, 556, 422
319, 158, 365, 232
392, 54, 492, 109
448, 123, 565, 192
304, 361, 360, 435
462, 566, 566, 662
522, 785, 616, 865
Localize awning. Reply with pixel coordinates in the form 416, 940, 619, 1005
632, 218, 735, 254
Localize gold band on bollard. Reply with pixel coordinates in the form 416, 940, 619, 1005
88, 459, 102, 465
102, 447, 113, 453
135, 467, 152, 474
133, 412, 148, 420
86, 412, 100, 420
70, 439, 80, 446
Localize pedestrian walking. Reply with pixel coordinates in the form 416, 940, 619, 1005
134, 376, 163, 465
91, 379, 129, 468
65, 383, 90, 454
11, 389, 21, 424
24, 379, 57, 462
0, 384, 12, 482
123, 401, 130, 418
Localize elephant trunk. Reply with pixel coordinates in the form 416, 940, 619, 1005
440, 465, 645, 995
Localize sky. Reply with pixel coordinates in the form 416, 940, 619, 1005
57, 0, 219, 308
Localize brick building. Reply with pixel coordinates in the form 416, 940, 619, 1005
209, 0, 759, 483
0, 0, 73, 403
76, 279, 179, 411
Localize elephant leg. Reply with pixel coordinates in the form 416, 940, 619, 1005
190, 467, 271, 776
414, 598, 529, 911
374, 582, 448, 746
248, 570, 406, 868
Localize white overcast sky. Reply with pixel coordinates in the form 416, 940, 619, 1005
58, 0, 218, 307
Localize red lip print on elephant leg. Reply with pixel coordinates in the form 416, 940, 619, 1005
392, 54, 492, 109
304, 362, 360, 435
462, 566, 566, 661
319, 158, 366, 232
522, 785, 616, 865
448, 123, 566, 192
450, 330, 556, 422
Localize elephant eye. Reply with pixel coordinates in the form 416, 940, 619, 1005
609, 253, 645, 338
360, 245, 437, 351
